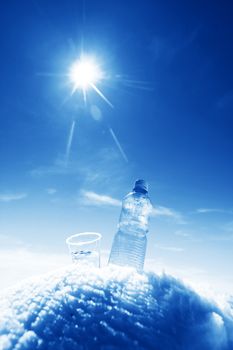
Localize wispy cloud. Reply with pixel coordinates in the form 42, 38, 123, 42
151, 206, 186, 224
0, 247, 69, 290
174, 230, 204, 243
46, 188, 57, 195
30, 157, 71, 177
0, 193, 27, 203
175, 230, 192, 238
155, 244, 184, 252
196, 208, 232, 214
30, 147, 123, 181
81, 191, 185, 224
0, 234, 24, 246
209, 234, 233, 242
81, 191, 121, 207
224, 221, 233, 233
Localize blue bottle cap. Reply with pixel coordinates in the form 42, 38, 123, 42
133, 179, 148, 193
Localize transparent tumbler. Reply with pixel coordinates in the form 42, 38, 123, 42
66, 232, 101, 268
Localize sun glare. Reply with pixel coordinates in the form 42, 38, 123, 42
69, 57, 102, 91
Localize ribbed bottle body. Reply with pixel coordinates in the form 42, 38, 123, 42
108, 230, 147, 272
109, 188, 152, 272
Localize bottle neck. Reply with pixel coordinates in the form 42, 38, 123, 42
128, 190, 149, 198
134, 188, 148, 195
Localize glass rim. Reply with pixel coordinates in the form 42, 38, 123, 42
66, 232, 102, 246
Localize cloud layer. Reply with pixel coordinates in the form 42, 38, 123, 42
196, 208, 232, 214
81, 190, 121, 207
0, 193, 27, 203
81, 190, 185, 223
151, 205, 185, 224
0, 266, 232, 350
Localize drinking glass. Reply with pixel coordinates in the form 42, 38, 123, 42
66, 232, 101, 268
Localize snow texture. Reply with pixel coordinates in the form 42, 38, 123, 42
0, 265, 233, 350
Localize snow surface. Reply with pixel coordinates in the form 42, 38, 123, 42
0, 265, 233, 350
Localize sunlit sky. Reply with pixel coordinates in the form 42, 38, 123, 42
0, 0, 233, 293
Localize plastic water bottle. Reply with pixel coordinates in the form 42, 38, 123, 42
108, 179, 152, 272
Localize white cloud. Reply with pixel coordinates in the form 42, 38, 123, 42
81, 191, 121, 207
175, 230, 191, 238
195, 208, 233, 216
155, 244, 184, 252
151, 205, 186, 224
196, 208, 226, 214
0, 193, 27, 203
0, 264, 232, 350
0, 247, 70, 290
81, 191, 185, 224
30, 148, 122, 180
0, 234, 25, 247
46, 188, 57, 195
224, 221, 233, 233
144, 259, 233, 300
30, 157, 69, 177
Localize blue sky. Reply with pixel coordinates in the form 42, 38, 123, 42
0, 0, 233, 293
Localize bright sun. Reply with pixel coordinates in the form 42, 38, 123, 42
69, 57, 102, 91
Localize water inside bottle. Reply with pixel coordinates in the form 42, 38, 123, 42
108, 180, 152, 272
109, 230, 147, 272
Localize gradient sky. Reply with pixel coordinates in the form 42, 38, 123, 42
0, 0, 233, 293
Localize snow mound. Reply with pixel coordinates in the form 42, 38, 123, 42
0, 265, 233, 350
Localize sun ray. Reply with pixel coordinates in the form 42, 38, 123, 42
90, 83, 114, 108
65, 120, 76, 165
109, 127, 128, 163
